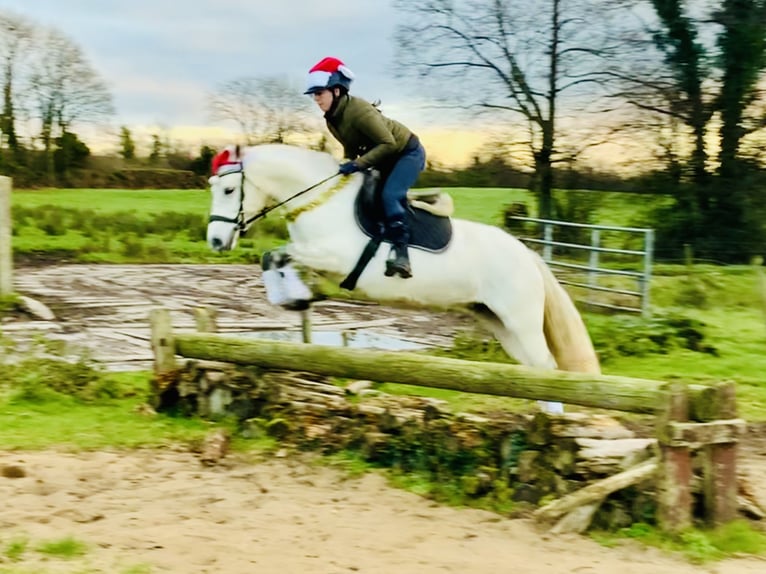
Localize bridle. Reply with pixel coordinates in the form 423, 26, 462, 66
208, 162, 342, 233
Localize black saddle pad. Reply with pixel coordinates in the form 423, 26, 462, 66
354, 172, 452, 252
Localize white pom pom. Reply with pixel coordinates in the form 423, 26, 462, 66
337, 64, 354, 80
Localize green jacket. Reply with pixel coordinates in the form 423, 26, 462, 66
325, 95, 413, 169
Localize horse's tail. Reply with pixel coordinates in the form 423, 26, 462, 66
531, 251, 601, 374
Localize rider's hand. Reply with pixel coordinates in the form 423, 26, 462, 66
338, 161, 360, 175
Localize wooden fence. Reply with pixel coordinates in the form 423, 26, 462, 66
150, 307, 744, 533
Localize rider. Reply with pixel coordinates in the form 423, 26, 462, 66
304, 56, 426, 279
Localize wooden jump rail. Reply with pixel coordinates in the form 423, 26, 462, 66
150, 307, 745, 532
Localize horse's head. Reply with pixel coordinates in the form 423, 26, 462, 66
206, 145, 267, 252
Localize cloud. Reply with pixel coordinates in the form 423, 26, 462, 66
2, 0, 510, 167
4, 0, 403, 125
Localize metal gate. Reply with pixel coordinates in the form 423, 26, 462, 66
509, 216, 654, 316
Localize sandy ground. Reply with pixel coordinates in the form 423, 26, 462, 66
3, 264, 766, 573
0, 450, 765, 574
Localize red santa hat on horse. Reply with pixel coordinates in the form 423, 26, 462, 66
210, 144, 244, 176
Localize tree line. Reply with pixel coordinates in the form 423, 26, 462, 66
0, 11, 112, 181
394, 0, 766, 262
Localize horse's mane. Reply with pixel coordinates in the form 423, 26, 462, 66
211, 143, 339, 179
241, 144, 339, 176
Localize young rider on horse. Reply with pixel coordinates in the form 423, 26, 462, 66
304, 57, 426, 279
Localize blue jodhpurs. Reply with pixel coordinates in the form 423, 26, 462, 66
381, 141, 426, 221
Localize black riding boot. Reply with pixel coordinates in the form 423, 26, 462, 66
384, 219, 412, 279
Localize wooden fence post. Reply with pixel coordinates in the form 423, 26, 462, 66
149, 307, 178, 408
150, 308, 177, 376
194, 306, 218, 333
656, 382, 692, 532
700, 381, 739, 524
542, 223, 553, 262
0, 176, 12, 296
300, 308, 312, 343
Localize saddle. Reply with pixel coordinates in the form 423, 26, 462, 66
354, 170, 453, 252
340, 170, 453, 290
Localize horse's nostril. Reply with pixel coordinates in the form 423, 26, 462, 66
211, 237, 223, 250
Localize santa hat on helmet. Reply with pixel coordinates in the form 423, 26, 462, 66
304, 57, 354, 94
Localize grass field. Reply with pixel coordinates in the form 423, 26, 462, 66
13, 188, 209, 216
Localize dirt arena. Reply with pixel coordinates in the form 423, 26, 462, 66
3, 264, 766, 574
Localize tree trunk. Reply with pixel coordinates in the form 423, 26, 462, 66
540, 0, 560, 221
536, 144, 554, 220
2, 60, 18, 151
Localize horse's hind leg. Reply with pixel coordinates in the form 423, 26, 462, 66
475, 306, 564, 414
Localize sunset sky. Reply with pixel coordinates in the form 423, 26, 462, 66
4, 0, 497, 166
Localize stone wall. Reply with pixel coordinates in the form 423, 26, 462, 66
156, 359, 666, 531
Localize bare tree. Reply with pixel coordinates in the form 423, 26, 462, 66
27, 27, 114, 174
0, 11, 34, 153
207, 76, 315, 145
394, 0, 618, 218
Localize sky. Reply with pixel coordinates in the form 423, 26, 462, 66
3, 0, 488, 165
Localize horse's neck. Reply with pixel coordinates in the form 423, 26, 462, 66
243, 144, 362, 239
243, 145, 340, 201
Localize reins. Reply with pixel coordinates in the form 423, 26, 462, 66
241, 171, 342, 229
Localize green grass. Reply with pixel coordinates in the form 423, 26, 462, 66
11, 186, 672, 225
2, 538, 28, 562
0, 294, 20, 315
446, 187, 673, 228
0, 532, 156, 574
35, 537, 88, 559
592, 521, 766, 563
10, 188, 290, 264
0, 360, 280, 454
0, 397, 216, 450
14, 188, 208, 216
8, 186, 671, 271
0, 362, 238, 451
14, 187, 526, 227
447, 187, 530, 224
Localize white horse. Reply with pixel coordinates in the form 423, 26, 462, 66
206, 144, 600, 409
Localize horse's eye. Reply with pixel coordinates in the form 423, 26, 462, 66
224, 187, 235, 195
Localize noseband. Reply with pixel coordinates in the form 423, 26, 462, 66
207, 162, 249, 232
